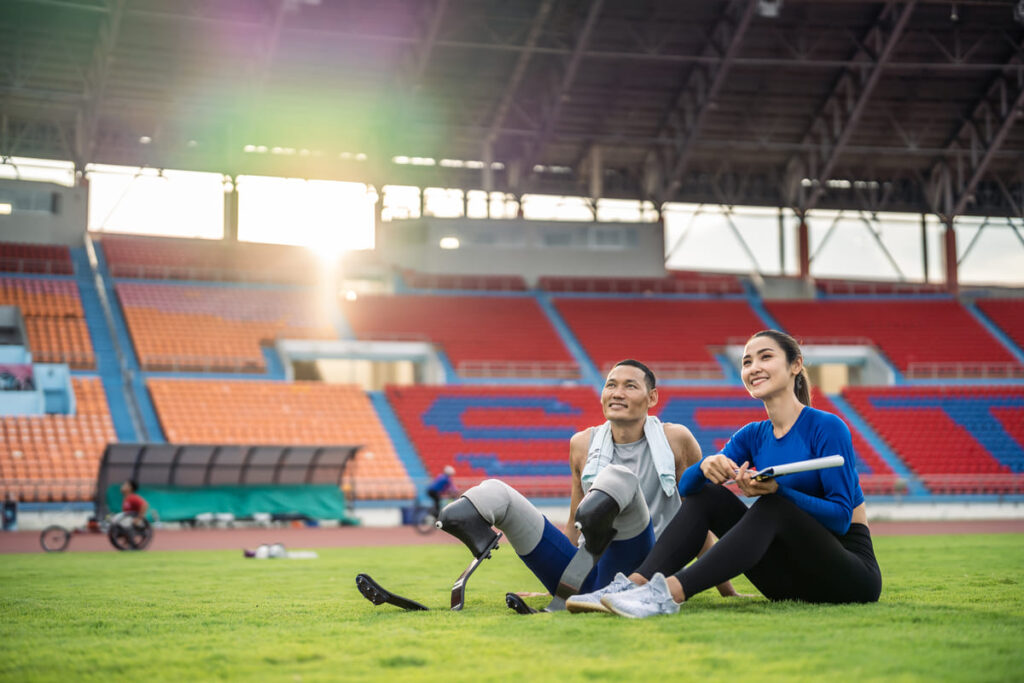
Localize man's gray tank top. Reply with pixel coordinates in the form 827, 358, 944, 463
585, 429, 681, 538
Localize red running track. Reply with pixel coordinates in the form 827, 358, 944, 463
3, 520, 1023, 554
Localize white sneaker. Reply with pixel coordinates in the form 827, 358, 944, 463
600, 573, 680, 618
565, 573, 636, 614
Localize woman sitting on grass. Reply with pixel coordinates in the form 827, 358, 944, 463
566, 329, 881, 618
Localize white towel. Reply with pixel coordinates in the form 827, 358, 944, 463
581, 415, 677, 497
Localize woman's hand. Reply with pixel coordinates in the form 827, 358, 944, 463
700, 454, 740, 484
734, 461, 779, 498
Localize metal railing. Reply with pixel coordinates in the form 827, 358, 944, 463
0, 257, 74, 275
457, 360, 580, 379
600, 361, 722, 380
905, 362, 1024, 380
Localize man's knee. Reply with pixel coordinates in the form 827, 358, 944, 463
459, 479, 545, 553
588, 465, 651, 540
574, 489, 620, 555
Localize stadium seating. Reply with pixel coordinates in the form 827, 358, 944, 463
766, 300, 1021, 377
668, 270, 746, 295
554, 298, 764, 378
117, 282, 336, 372
388, 384, 901, 497
540, 273, 742, 295
0, 277, 94, 368
0, 377, 115, 502
815, 278, 947, 296
843, 387, 1024, 494
97, 233, 320, 284
403, 270, 527, 291
147, 379, 414, 499
0, 241, 73, 275
976, 299, 1024, 354
386, 385, 605, 496
655, 388, 900, 494
341, 294, 577, 378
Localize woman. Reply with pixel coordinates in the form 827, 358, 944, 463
569, 329, 881, 618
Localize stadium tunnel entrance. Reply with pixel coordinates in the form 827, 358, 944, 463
277, 339, 447, 391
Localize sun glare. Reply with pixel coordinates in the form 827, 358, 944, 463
237, 175, 376, 255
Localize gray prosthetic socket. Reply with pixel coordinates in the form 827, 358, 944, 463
437, 497, 500, 558
586, 464, 652, 542
460, 479, 546, 554
573, 490, 619, 555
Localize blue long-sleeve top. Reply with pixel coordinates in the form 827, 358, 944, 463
427, 473, 455, 495
678, 406, 864, 535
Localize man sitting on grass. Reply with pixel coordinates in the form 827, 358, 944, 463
437, 360, 736, 606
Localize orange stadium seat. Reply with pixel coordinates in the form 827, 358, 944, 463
146, 379, 414, 500
116, 282, 336, 372
0, 277, 95, 368
97, 233, 320, 284
0, 377, 114, 503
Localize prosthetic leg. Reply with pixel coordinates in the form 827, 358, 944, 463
355, 573, 429, 611
355, 498, 502, 612
505, 490, 620, 614
439, 498, 503, 610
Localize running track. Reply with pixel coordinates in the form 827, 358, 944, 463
3, 519, 1023, 554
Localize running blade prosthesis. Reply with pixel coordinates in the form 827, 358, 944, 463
355, 531, 503, 611
504, 544, 600, 614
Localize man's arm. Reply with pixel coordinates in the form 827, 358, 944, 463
663, 422, 703, 482
133, 496, 149, 526
563, 429, 590, 545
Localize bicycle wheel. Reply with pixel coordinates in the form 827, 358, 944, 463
40, 525, 71, 552
414, 508, 438, 534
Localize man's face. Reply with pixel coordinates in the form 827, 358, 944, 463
601, 365, 656, 422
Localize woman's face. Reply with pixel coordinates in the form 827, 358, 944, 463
741, 336, 800, 401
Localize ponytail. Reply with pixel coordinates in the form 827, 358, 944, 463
794, 367, 812, 407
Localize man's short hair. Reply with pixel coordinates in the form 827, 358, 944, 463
125, 479, 138, 493
612, 359, 656, 391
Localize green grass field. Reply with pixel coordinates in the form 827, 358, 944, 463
2, 534, 1022, 682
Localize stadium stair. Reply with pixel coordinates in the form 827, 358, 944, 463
745, 290, 785, 332
367, 390, 429, 494
965, 300, 1024, 365
87, 241, 165, 440
71, 246, 139, 441
827, 393, 926, 495
535, 292, 603, 390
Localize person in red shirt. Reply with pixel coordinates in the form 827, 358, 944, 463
120, 480, 149, 526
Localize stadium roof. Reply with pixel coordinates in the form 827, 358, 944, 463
2, 0, 1023, 216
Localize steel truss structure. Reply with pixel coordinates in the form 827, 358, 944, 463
1, 0, 1021, 222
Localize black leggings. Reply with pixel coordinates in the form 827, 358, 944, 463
634, 484, 881, 603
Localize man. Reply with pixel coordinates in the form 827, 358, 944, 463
120, 479, 149, 525
437, 359, 734, 608
426, 465, 458, 518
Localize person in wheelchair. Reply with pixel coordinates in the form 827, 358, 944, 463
110, 479, 154, 550
120, 479, 150, 525
426, 465, 457, 518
